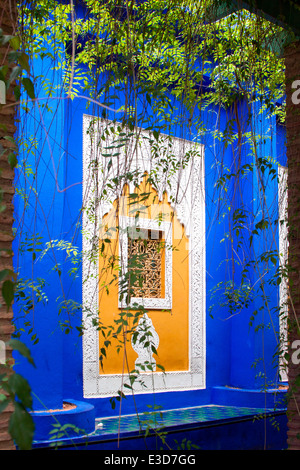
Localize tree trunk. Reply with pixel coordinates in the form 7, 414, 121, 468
0, 0, 17, 451
285, 40, 300, 450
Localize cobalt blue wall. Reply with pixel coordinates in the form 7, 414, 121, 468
13, 45, 67, 410
12, 52, 285, 418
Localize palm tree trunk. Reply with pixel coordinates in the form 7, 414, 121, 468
0, 0, 17, 451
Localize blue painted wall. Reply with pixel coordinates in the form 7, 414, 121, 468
12, 37, 286, 422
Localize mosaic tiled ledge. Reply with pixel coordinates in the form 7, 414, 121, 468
93, 405, 278, 436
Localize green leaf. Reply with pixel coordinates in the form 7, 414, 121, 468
7, 152, 17, 169
14, 84, 21, 101
0, 395, 9, 413
8, 339, 35, 367
124, 383, 133, 390
8, 64, 22, 84
22, 77, 35, 99
153, 130, 159, 140
18, 52, 30, 73
294, 375, 300, 389
0, 269, 12, 282
8, 373, 32, 409
100, 347, 106, 357
0, 65, 8, 82
9, 36, 20, 51
9, 402, 34, 450
146, 93, 151, 105
2, 279, 14, 310
110, 397, 116, 410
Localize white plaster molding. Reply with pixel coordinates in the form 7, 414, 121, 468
82, 114, 206, 397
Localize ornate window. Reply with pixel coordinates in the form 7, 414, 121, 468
128, 229, 163, 298
119, 215, 172, 310
82, 114, 206, 397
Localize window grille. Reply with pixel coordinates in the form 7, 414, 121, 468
128, 229, 163, 298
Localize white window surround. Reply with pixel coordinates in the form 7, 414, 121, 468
118, 215, 172, 310
82, 114, 206, 397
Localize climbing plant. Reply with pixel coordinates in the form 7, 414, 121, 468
1, 0, 293, 449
